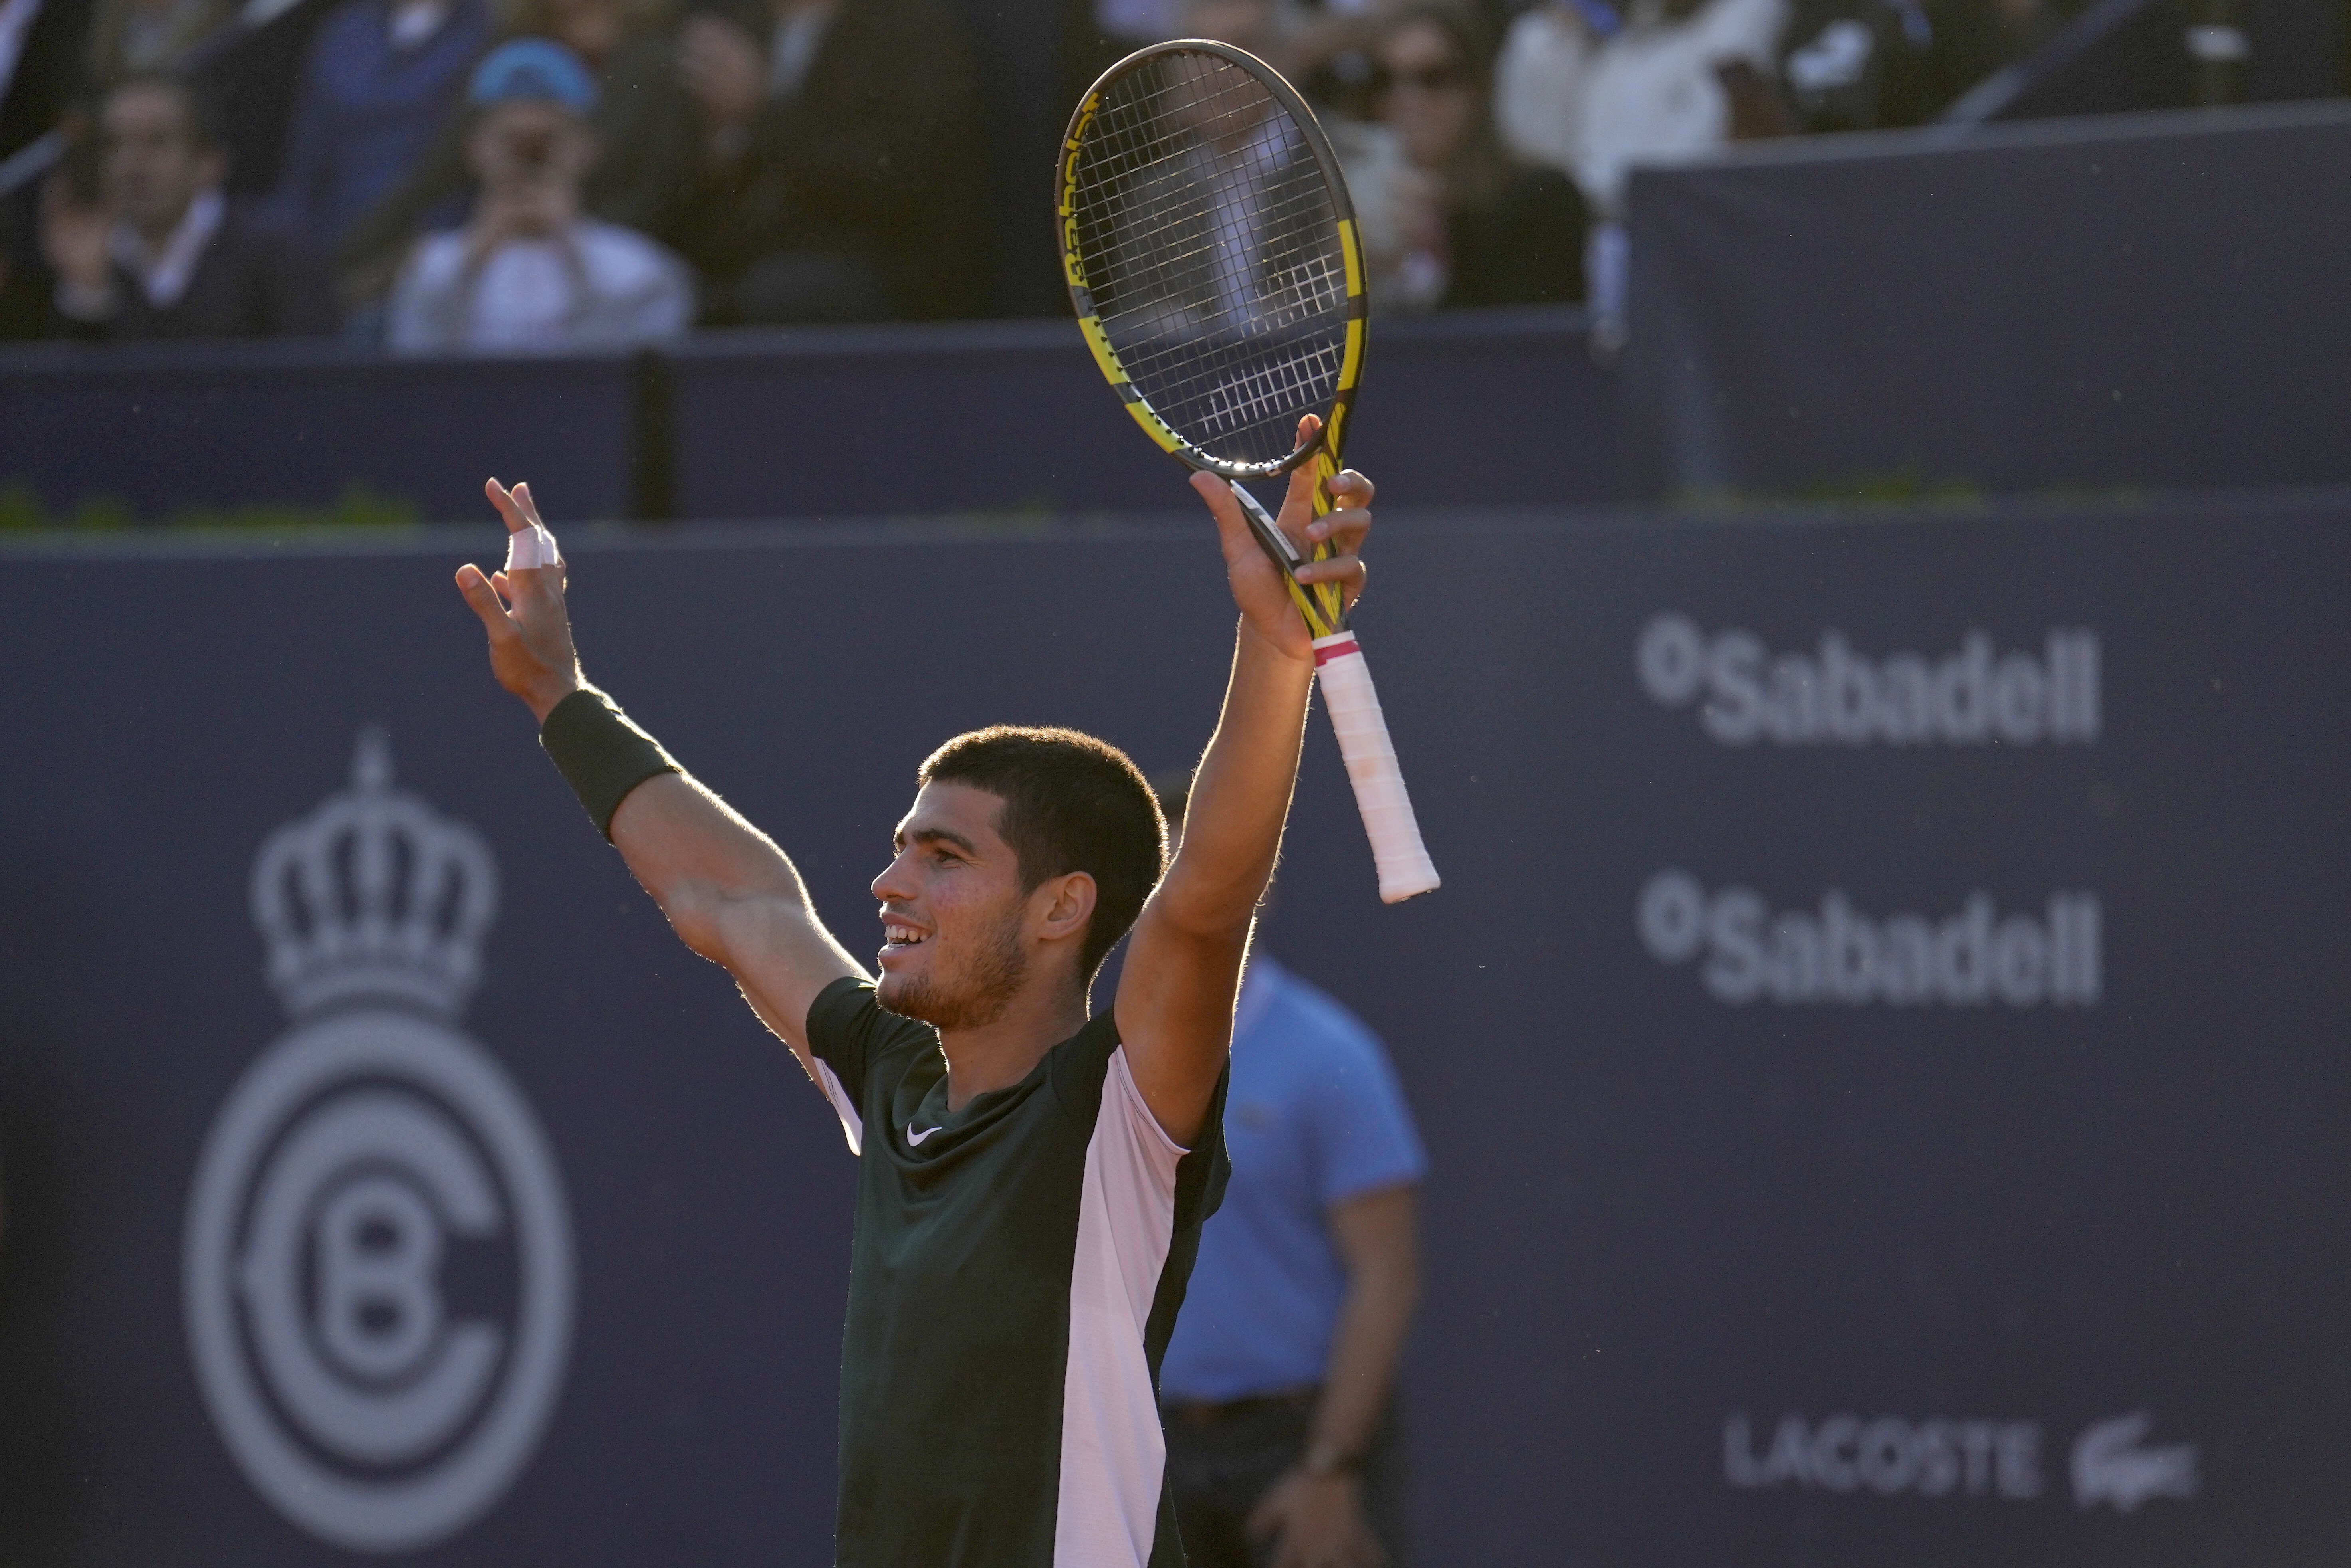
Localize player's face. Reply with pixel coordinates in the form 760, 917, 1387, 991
871, 782, 1032, 1030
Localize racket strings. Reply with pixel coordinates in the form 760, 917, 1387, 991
1081, 121, 1340, 403
1067, 53, 1352, 471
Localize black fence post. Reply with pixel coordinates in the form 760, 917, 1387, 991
630, 348, 675, 523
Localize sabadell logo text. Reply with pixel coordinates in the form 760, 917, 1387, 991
1638, 614, 2100, 746
1639, 873, 2101, 1008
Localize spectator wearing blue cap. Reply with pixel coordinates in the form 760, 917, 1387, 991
335, 0, 699, 314
387, 36, 693, 352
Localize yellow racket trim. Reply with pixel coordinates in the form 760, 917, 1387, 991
1057, 61, 1368, 645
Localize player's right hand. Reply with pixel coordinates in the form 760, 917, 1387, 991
456, 478, 584, 724
1189, 413, 1372, 664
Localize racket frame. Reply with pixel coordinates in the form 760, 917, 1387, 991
1057, 41, 1439, 903
1058, 40, 1368, 640
1056, 39, 1369, 489
1226, 480, 1335, 628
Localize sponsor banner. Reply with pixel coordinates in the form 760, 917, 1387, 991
1724, 1411, 2047, 1500
1638, 874, 2101, 1008
0, 498, 2343, 1566
1637, 615, 2101, 748
1722, 1410, 2202, 1512
183, 733, 573, 1554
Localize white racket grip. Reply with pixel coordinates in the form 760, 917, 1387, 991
1312, 632, 1439, 903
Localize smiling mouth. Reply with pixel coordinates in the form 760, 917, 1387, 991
884, 924, 930, 948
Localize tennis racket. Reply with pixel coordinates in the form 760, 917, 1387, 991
1056, 40, 1440, 904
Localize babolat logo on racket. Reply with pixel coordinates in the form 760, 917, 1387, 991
184, 731, 573, 1552
1638, 871, 2101, 1007
1637, 614, 2100, 746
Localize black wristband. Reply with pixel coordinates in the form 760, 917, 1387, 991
539, 687, 680, 841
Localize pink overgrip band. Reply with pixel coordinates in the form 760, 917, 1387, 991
1310, 632, 1360, 666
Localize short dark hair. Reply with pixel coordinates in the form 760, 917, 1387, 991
918, 726, 1167, 981
1149, 770, 1192, 832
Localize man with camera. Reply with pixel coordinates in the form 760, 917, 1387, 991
387, 38, 692, 353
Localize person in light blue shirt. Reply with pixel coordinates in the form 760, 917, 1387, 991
1157, 783, 1427, 1568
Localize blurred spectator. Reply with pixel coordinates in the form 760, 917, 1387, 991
1774, 0, 2033, 131
1168, 0, 1405, 317
1324, 109, 1424, 312
1495, 1, 1604, 179
85, 0, 235, 83
1170, 0, 1580, 315
1372, 3, 1585, 312
266, 0, 492, 253
338, 0, 694, 311
1503, 0, 2066, 150
1493, 0, 1780, 341
386, 38, 691, 350
1559, 0, 1787, 218
40, 73, 335, 336
2, 0, 95, 336
665, 0, 984, 323
2, 0, 94, 159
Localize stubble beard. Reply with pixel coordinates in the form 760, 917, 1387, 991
880, 904, 1030, 1033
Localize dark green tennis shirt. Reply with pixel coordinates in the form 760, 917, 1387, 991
805, 978, 1231, 1567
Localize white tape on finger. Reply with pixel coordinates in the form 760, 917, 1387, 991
1312, 632, 1440, 903
504, 522, 561, 571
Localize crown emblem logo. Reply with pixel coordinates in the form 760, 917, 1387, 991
250, 729, 500, 1018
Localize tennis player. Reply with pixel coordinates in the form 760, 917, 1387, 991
453, 443, 1373, 1567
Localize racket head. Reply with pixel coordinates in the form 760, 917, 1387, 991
1057, 40, 1367, 482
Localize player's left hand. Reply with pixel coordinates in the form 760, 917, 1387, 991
1246, 1467, 1386, 1568
455, 479, 583, 724
1191, 413, 1371, 663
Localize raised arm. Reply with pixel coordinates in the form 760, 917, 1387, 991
454, 480, 863, 1068
1116, 425, 1373, 1145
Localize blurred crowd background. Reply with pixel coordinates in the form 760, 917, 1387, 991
0, 0, 2341, 350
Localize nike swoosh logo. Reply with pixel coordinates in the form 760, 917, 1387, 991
906, 1122, 944, 1146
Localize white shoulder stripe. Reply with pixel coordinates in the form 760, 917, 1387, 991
1055, 1046, 1183, 1567
809, 1054, 863, 1156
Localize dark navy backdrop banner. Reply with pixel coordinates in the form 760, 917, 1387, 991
0, 308, 1619, 527
1623, 101, 2351, 500
0, 343, 642, 523
2, 495, 2346, 1566
662, 309, 1621, 521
